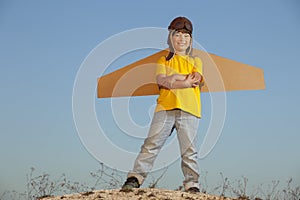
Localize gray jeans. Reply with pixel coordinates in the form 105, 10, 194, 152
127, 109, 200, 190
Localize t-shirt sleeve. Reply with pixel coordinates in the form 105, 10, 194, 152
193, 57, 204, 84
192, 57, 203, 75
156, 56, 166, 76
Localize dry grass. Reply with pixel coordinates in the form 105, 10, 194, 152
1, 165, 299, 200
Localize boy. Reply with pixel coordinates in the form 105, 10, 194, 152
122, 16, 203, 193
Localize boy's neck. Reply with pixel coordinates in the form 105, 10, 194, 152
176, 51, 187, 56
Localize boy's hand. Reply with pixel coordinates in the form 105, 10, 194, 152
185, 72, 202, 87
184, 73, 197, 87
192, 72, 202, 85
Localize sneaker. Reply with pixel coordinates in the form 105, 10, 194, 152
121, 177, 140, 192
186, 187, 200, 193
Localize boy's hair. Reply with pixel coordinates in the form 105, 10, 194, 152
166, 17, 193, 61
168, 16, 193, 35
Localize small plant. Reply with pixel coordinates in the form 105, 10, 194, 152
281, 178, 300, 200
219, 172, 230, 197
0, 164, 123, 200
199, 170, 209, 194
256, 180, 280, 200
25, 167, 67, 199
89, 162, 122, 190
231, 176, 249, 199
210, 172, 230, 197
148, 167, 168, 188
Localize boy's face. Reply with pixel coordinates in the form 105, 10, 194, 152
171, 31, 191, 54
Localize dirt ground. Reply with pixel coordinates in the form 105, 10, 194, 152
40, 188, 236, 200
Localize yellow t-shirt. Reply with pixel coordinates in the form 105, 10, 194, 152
155, 54, 203, 118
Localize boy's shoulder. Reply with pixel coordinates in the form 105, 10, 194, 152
189, 55, 200, 60
189, 55, 202, 64
186, 55, 201, 65
157, 55, 167, 64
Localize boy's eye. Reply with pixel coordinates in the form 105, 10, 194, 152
174, 32, 190, 38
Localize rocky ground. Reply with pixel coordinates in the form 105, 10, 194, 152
40, 188, 237, 200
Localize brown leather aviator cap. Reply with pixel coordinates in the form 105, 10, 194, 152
168, 16, 193, 35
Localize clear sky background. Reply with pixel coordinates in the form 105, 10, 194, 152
0, 0, 299, 195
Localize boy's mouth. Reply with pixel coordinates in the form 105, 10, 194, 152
177, 42, 187, 46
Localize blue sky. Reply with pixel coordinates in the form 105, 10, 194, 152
0, 0, 300, 194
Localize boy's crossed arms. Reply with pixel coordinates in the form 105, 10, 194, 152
156, 72, 202, 89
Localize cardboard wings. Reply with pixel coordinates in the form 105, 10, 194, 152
97, 48, 265, 98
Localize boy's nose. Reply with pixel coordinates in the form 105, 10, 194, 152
179, 35, 186, 40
